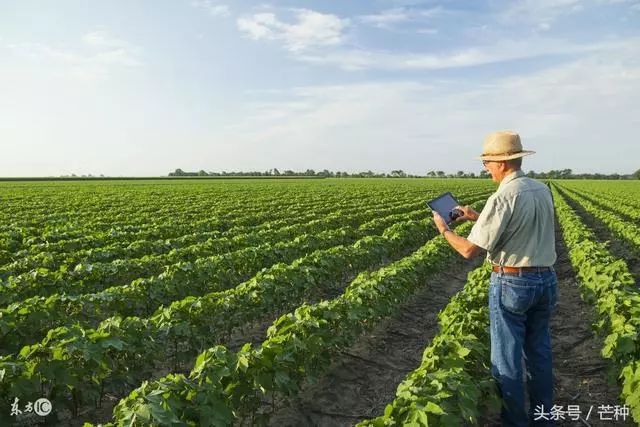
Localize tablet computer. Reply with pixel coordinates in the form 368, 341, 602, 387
426, 192, 461, 225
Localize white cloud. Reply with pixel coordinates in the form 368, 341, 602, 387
191, 0, 230, 18
237, 13, 279, 40
296, 37, 621, 71
4, 30, 141, 80
237, 9, 348, 52
219, 38, 640, 174
359, 8, 410, 28
500, 0, 584, 31
358, 6, 443, 29
82, 30, 130, 49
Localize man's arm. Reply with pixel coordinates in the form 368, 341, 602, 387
442, 230, 484, 259
433, 212, 484, 259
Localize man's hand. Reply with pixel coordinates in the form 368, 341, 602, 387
454, 205, 480, 222
433, 211, 483, 259
432, 211, 450, 235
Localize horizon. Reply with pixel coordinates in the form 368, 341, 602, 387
1, 0, 639, 177
0, 166, 635, 180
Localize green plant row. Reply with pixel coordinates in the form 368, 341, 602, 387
0, 185, 422, 256
1, 193, 489, 354
0, 213, 452, 422
556, 181, 640, 210
0, 226, 347, 355
0, 191, 393, 277
0, 196, 427, 306
0, 198, 325, 277
0, 182, 374, 233
358, 264, 495, 427
0, 190, 290, 256
570, 188, 640, 222
0, 184, 406, 236
0, 203, 429, 355
0, 187, 238, 231
102, 223, 475, 427
558, 186, 640, 242
551, 185, 640, 422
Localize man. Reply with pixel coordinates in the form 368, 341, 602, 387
432, 130, 557, 426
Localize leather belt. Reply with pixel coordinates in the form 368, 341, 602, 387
492, 265, 553, 274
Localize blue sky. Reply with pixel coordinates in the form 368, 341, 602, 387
1, 0, 639, 176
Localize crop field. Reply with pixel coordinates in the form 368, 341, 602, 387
0, 178, 638, 426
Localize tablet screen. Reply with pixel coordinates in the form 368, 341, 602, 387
426, 192, 460, 225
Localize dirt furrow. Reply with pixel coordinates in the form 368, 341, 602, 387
268, 255, 483, 426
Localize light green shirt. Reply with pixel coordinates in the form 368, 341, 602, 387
467, 170, 557, 267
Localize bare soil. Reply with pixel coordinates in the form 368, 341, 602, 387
268, 255, 483, 426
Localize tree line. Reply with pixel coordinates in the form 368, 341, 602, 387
169, 168, 640, 180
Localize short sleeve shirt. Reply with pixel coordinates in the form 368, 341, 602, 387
467, 170, 557, 267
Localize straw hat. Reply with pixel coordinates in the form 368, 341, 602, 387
479, 131, 535, 161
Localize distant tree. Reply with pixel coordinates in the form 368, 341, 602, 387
479, 170, 489, 179
427, 170, 436, 178
390, 170, 407, 178
273, 168, 281, 176
436, 171, 445, 177
456, 170, 465, 177
197, 170, 208, 176
633, 169, 640, 179
560, 169, 572, 179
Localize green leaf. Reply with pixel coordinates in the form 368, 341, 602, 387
424, 401, 445, 415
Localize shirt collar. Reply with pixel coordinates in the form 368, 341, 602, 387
498, 170, 525, 191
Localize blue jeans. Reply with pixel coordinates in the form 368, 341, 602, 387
489, 269, 557, 426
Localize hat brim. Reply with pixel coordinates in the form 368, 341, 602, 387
478, 150, 535, 161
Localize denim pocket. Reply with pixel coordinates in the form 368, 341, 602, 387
500, 279, 537, 315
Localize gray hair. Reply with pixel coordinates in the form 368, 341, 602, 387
505, 157, 522, 169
